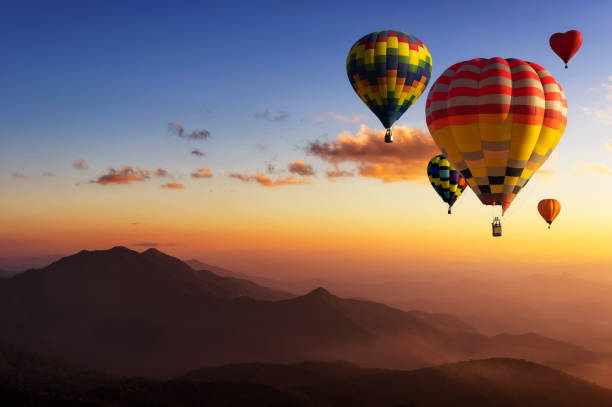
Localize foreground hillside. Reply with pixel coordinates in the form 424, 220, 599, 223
3, 351, 612, 407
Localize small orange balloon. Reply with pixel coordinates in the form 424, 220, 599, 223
538, 199, 561, 229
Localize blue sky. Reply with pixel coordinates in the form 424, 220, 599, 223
2, 0, 612, 269
3, 0, 610, 176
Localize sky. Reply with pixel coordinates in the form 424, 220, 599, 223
1, 0, 612, 278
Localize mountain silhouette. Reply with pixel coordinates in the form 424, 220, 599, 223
181, 358, 612, 406
1, 246, 611, 386
3, 352, 612, 406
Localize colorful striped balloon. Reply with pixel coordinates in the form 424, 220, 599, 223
425, 58, 568, 215
427, 155, 468, 214
347, 30, 432, 143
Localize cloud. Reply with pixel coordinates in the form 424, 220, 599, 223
306, 125, 439, 183
191, 168, 213, 178
326, 165, 355, 181
288, 160, 315, 176
91, 166, 150, 185
133, 242, 159, 247
328, 112, 367, 124
154, 168, 169, 177
267, 164, 276, 173
573, 163, 612, 176
42, 171, 55, 177
605, 142, 612, 151
168, 123, 211, 140
161, 182, 185, 189
535, 169, 557, 181
73, 159, 87, 170
11, 172, 25, 178
580, 76, 612, 125
256, 144, 269, 151
254, 109, 290, 122
191, 148, 205, 157
228, 172, 310, 187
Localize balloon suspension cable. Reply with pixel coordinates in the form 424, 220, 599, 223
384, 128, 393, 143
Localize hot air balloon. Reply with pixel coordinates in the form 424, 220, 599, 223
427, 154, 468, 214
538, 199, 561, 229
347, 30, 432, 143
425, 58, 568, 224
549, 30, 582, 68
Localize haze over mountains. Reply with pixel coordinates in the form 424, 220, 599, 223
1, 246, 612, 391
5, 342, 612, 407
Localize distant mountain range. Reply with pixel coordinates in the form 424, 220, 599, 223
1, 246, 612, 388
2, 344, 612, 407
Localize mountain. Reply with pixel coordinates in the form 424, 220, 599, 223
2, 246, 612, 387
0, 341, 114, 391
182, 358, 612, 407
4, 357, 612, 406
185, 258, 251, 279
0, 269, 18, 279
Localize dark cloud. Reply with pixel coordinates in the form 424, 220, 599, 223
91, 166, 150, 185
191, 168, 213, 179
168, 123, 211, 140
133, 242, 159, 247
154, 168, 169, 177
11, 172, 25, 178
267, 164, 276, 174
73, 159, 87, 170
288, 160, 315, 176
254, 109, 290, 122
306, 125, 439, 183
191, 149, 205, 157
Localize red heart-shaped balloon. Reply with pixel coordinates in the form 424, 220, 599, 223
549, 30, 582, 68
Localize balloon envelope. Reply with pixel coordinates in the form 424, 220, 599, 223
427, 155, 468, 214
347, 31, 432, 139
538, 199, 561, 226
425, 58, 567, 215
549, 30, 582, 67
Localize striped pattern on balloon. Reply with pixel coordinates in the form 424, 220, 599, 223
425, 58, 567, 215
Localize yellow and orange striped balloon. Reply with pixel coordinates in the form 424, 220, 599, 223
425, 58, 567, 215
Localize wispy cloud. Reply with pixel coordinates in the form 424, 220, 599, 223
580, 76, 612, 125
326, 165, 354, 182
254, 109, 290, 122
168, 123, 211, 140
228, 172, 310, 187
328, 112, 367, 124
573, 163, 612, 176
161, 182, 185, 189
73, 159, 88, 170
11, 171, 26, 179
133, 242, 160, 247
191, 149, 205, 157
42, 171, 55, 177
91, 166, 150, 185
306, 125, 439, 183
154, 168, 169, 177
605, 142, 612, 151
191, 168, 213, 179
535, 169, 557, 181
288, 160, 315, 176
